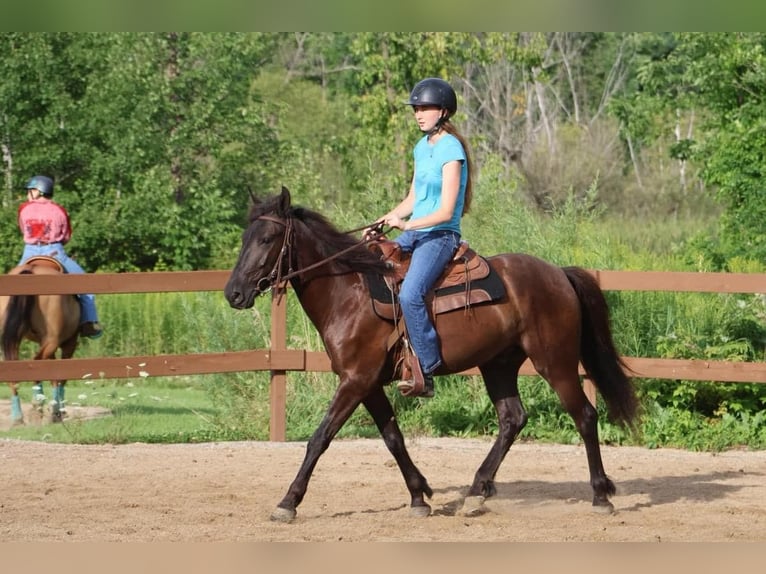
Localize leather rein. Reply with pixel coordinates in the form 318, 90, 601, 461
253, 214, 390, 295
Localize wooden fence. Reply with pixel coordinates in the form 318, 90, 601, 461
1, 269, 765, 441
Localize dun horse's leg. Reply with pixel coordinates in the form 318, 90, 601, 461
34, 342, 67, 422
51, 382, 65, 423
32, 382, 44, 402
53, 335, 78, 423
464, 366, 527, 515
9, 383, 24, 425
271, 378, 370, 523
362, 386, 433, 517
32, 382, 45, 416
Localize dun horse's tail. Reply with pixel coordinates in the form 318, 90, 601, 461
562, 266, 639, 427
2, 269, 36, 360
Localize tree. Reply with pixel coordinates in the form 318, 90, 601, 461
0, 32, 103, 267
0, 33, 282, 271
631, 33, 766, 265
68, 33, 283, 271
680, 33, 766, 265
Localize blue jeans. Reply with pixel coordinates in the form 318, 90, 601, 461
395, 229, 460, 374
20, 243, 99, 324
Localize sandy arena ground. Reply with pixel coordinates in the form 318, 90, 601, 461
1, 401, 765, 542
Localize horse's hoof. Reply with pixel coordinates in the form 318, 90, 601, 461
270, 506, 297, 523
410, 504, 431, 518
592, 501, 615, 514
460, 495, 486, 517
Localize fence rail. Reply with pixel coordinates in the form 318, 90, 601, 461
2, 269, 765, 441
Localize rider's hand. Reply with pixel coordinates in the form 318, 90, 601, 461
383, 214, 407, 230
363, 221, 385, 241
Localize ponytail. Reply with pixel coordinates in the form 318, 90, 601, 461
442, 121, 473, 215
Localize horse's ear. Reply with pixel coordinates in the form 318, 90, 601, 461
248, 186, 258, 205
278, 185, 292, 215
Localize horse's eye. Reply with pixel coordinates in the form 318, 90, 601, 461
259, 236, 273, 246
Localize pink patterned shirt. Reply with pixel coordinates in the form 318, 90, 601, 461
17, 198, 72, 245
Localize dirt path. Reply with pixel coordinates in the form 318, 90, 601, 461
1, 433, 764, 542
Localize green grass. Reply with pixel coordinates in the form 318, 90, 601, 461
0, 377, 222, 444
4, 369, 764, 450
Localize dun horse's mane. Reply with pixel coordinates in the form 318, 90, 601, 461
249, 195, 391, 276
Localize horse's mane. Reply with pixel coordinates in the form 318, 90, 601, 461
248, 195, 392, 277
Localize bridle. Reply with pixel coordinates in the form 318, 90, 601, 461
253, 214, 295, 295
251, 214, 390, 296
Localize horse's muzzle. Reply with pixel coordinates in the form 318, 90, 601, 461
224, 280, 259, 309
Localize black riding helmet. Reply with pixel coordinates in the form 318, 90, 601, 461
405, 78, 458, 118
26, 175, 54, 198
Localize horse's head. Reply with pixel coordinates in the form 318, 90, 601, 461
225, 186, 294, 309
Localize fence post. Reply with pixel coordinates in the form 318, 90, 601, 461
269, 285, 288, 441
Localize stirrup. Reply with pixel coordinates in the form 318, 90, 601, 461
396, 356, 434, 398
396, 377, 434, 398
80, 322, 103, 339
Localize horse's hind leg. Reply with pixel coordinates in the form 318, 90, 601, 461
362, 386, 433, 517
35, 341, 66, 422
463, 359, 527, 515
544, 365, 616, 513
49, 335, 77, 423
50, 382, 65, 422
32, 382, 44, 408
4, 347, 24, 424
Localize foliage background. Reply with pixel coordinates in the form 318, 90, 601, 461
4, 32, 760, 272
1, 33, 764, 449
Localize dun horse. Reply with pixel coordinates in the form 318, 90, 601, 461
225, 187, 639, 522
1, 257, 81, 424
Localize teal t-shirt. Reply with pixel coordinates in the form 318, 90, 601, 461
411, 133, 467, 233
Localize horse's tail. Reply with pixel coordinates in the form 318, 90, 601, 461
2, 270, 36, 360
562, 266, 639, 427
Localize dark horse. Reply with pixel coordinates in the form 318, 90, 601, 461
225, 186, 638, 522
1, 257, 81, 424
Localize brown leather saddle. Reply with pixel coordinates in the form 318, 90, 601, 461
23, 255, 65, 273
365, 239, 506, 390
367, 239, 504, 321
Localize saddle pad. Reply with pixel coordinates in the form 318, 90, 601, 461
433, 266, 506, 313
366, 258, 507, 321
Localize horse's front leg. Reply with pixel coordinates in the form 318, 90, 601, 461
363, 386, 433, 517
271, 377, 368, 523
